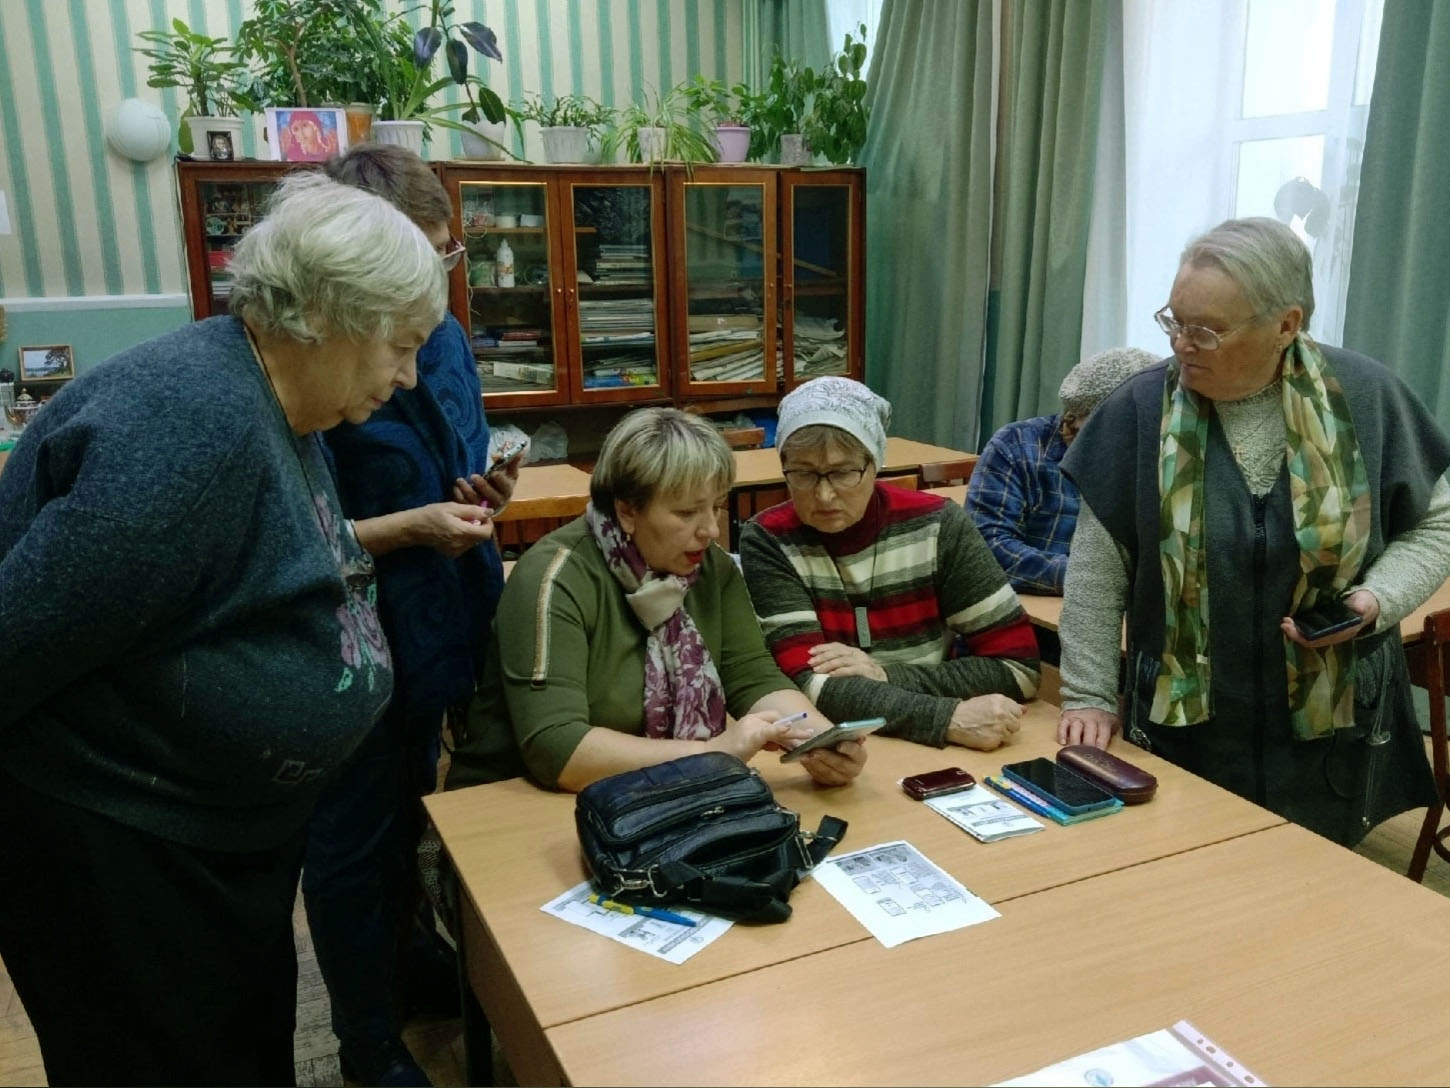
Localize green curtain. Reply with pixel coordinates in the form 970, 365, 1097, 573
1343, 1, 1450, 426
858, 0, 996, 448
743, 0, 832, 87
978, 0, 1110, 443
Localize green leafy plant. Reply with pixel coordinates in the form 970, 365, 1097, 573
802, 23, 871, 164
135, 17, 251, 117
236, 0, 391, 108
340, 0, 506, 132
512, 92, 612, 131
753, 53, 817, 161
600, 84, 716, 166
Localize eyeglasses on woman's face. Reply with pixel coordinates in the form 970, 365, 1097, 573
1153, 305, 1263, 352
783, 465, 869, 493
437, 236, 466, 271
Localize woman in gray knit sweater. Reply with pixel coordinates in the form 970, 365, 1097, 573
1058, 217, 1450, 846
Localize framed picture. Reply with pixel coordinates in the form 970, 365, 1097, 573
205, 128, 235, 161
264, 106, 349, 163
17, 344, 75, 382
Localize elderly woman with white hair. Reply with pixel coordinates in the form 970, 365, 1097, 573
740, 377, 1041, 752
448, 407, 867, 793
0, 172, 447, 1086
1058, 216, 1450, 846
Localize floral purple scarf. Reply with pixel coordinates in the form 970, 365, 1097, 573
585, 501, 726, 740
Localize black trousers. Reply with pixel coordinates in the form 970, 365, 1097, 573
0, 772, 305, 1087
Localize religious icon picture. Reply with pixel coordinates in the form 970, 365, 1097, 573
206, 129, 235, 161
264, 107, 349, 163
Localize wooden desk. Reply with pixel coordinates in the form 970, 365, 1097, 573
425, 701, 1283, 1084
923, 483, 967, 505
732, 436, 974, 489
549, 822, 1450, 1086
494, 463, 593, 522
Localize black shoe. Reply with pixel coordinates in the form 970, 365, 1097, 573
400, 940, 461, 1019
338, 1036, 432, 1087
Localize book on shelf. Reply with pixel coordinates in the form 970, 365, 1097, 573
688, 313, 761, 332
489, 360, 555, 384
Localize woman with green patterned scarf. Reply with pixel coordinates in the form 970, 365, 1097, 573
1055, 217, 1450, 847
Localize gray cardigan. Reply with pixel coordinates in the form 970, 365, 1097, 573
0, 317, 392, 851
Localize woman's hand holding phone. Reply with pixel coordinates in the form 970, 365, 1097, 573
1281, 588, 1378, 649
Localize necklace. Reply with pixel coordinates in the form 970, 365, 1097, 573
243, 325, 375, 592
833, 530, 881, 650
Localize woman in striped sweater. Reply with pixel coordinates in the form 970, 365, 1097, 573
740, 378, 1041, 750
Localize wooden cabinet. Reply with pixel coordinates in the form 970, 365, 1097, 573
177, 160, 865, 417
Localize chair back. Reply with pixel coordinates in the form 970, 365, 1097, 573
1408, 607, 1450, 881
920, 456, 978, 487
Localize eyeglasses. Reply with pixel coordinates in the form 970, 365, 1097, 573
783, 465, 868, 492
1153, 305, 1263, 352
438, 236, 466, 271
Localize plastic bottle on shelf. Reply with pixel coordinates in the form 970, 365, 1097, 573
495, 238, 515, 288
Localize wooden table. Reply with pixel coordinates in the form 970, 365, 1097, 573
494, 462, 593, 522
732, 436, 975, 489
425, 700, 1284, 1085
548, 821, 1450, 1086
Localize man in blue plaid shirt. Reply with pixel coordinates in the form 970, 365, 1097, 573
967, 347, 1157, 594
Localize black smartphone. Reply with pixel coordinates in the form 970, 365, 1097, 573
1001, 757, 1117, 815
1292, 597, 1362, 641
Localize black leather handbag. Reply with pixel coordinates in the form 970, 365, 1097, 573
574, 751, 847, 923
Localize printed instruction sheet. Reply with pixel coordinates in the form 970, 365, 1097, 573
541, 881, 732, 965
811, 840, 999, 947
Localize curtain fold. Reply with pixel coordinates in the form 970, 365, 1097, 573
858, 0, 997, 449
1343, 1, 1450, 425
978, 0, 1111, 442
746, 0, 833, 86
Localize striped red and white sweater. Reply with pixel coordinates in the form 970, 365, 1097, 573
739, 484, 1040, 747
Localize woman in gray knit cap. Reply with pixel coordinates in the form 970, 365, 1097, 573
1058, 216, 1450, 848
968, 346, 1158, 594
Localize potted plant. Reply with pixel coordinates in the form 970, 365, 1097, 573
599, 84, 715, 167
802, 24, 871, 165
512, 92, 613, 163
756, 53, 817, 165
680, 75, 760, 163
235, 0, 392, 145
341, 0, 507, 157
135, 17, 251, 157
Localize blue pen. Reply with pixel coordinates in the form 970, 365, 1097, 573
985, 776, 1058, 821
776, 711, 810, 727
587, 893, 698, 927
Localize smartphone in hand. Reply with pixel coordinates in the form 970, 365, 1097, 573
1291, 597, 1362, 640
779, 717, 885, 763
490, 438, 527, 472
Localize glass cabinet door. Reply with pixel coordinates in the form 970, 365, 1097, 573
782, 172, 864, 386
198, 179, 276, 314
457, 179, 562, 400
672, 171, 778, 396
567, 180, 666, 400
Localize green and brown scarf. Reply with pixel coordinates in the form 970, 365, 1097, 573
1152, 334, 1370, 738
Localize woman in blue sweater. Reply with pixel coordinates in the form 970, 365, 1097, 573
0, 173, 446, 1086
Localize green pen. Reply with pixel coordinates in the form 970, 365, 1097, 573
587, 893, 697, 927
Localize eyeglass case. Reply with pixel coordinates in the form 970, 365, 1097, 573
1056, 745, 1158, 804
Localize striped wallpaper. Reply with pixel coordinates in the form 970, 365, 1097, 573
0, 0, 748, 303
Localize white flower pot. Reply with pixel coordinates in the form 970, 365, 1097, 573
540, 126, 591, 164
186, 115, 244, 161
714, 125, 751, 163
779, 132, 812, 166
460, 118, 509, 160
371, 119, 426, 156
637, 126, 666, 162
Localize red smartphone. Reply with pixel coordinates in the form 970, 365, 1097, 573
902, 767, 976, 801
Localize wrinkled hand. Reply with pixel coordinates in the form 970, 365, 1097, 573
808, 642, 887, 681
1057, 707, 1118, 749
945, 694, 1024, 750
411, 502, 495, 557
1280, 588, 1379, 650
798, 738, 867, 786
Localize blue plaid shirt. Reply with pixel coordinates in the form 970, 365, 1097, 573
966, 414, 1078, 594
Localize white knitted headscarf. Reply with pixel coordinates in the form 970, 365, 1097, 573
775, 377, 891, 467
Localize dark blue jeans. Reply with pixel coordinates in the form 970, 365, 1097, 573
301, 702, 443, 1053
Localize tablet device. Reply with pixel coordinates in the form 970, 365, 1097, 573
779, 717, 885, 762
